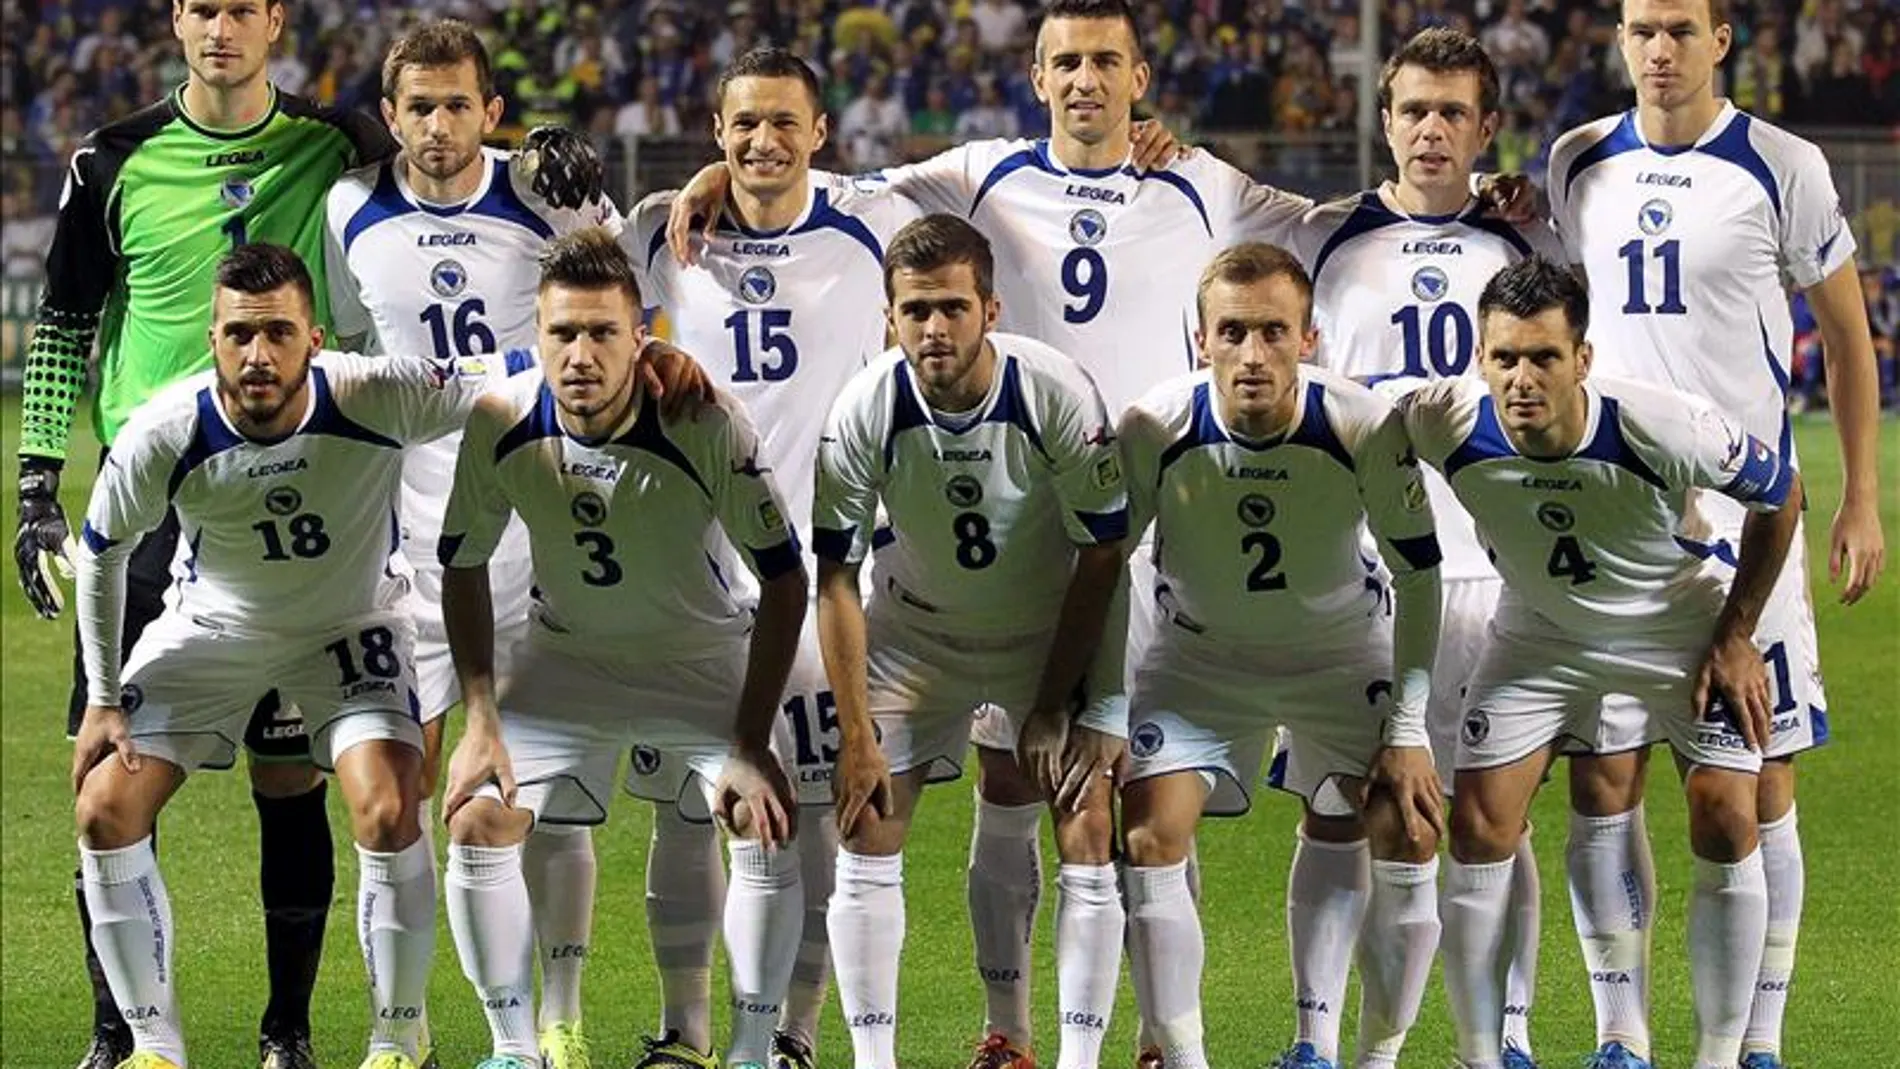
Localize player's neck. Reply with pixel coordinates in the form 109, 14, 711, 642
1385, 177, 1470, 219
919, 341, 998, 414
1220, 390, 1298, 443
557, 382, 644, 442
1507, 397, 1589, 458
726, 180, 811, 234
221, 381, 310, 441
179, 76, 274, 132
1636, 93, 1725, 148
404, 156, 485, 205
1047, 130, 1129, 173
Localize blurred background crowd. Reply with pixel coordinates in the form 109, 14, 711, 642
3, 0, 1896, 403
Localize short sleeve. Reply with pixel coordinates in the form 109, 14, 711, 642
1115, 402, 1169, 543
1356, 408, 1442, 575
1209, 153, 1314, 248
81, 412, 175, 550
1777, 140, 1857, 290
1042, 372, 1129, 546
322, 198, 375, 349
1394, 377, 1466, 474
1680, 401, 1793, 513
368, 355, 484, 444
621, 192, 674, 318
811, 388, 884, 566
437, 397, 515, 568
843, 141, 980, 215
705, 402, 803, 583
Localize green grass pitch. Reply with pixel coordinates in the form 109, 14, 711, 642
3, 399, 1895, 1068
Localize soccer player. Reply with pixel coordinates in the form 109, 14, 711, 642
324, 22, 620, 1067
619, 46, 919, 1069
1402, 258, 1803, 1069
436, 227, 807, 1069
1112, 244, 1444, 1069
1546, 1, 1885, 1064
812, 215, 1129, 1069
70, 242, 481, 1069
1291, 29, 1560, 1067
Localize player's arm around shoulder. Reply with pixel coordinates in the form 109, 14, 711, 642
334, 350, 489, 445
1391, 374, 1477, 475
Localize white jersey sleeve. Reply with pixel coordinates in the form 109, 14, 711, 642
810, 363, 886, 569
695, 395, 804, 585
439, 389, 519, 571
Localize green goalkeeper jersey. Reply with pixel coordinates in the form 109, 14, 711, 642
20, 84, 393, 457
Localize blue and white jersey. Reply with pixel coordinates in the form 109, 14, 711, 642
323, 146, 620, 591
812, 333, 1129, 637
1547, 104, 1856, 463
851, 139, 1310, 414
1122, 365, 1440, 644
78, 353, 478, 700
1401, 374, 1794, 642
439, 370, 800, 661
1296, 187, 1561, 581
624, 182, 918, 587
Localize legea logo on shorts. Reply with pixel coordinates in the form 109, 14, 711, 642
1130, 721, 1164, 758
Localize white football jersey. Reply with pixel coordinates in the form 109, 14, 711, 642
851, 139, 1310, 413
1121, 365, 1440, 643
1297, 187, 1562, 581
813, 333, 1128, 636
324, 147, 622, 590
81, 352, 477, 638
1547, 104, 1856, 458
439, 370, 800, 660
1402, 374, 1793, 641
623, 182, 919, 587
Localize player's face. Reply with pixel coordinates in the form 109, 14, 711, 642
1479, 307, 1594, 439
175, 0, 282, 90
538, 284, 646, 424
384, 60, 502, 183
1197, 274, 1317, 431
210, 283, 320, 434
888, 263, 1000, 405
1032, 17, 1150, 147
1382, 65, 1497, 195
714, 76, 828, 200
1620, 0, 1731, 111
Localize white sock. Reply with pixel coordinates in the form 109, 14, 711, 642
1442, 856, 1514, 1067
1355, 857, 1440, 1064
725, 839, 803, 1066
647, 807, 724, 1053
523, 824, 596, 1029
967, 796, 1042, 1045
1567, 808, 1655, 1056
1690, 850, 1767, 1069
1123, 861, 1207, 1069
829, 849, 904, 1069
781, 808, 839, 1052
1133, 840, 1200, 1054
1054, 863, 1121, 1069
446, 843, 537, 1058
359, 838, 437, 1059
1286, 833, 1369, 1060
1502, 831, 1540, 1054
81, 837, 186, 1065
415, 800, 438, 1054
1745, 806, 1802, 1057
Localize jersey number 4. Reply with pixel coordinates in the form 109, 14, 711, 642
1546, 534, 1599, 585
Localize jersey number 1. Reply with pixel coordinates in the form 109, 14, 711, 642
222, 215, 247, 248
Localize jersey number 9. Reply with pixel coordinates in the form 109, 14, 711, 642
1061, 247, 1107, 324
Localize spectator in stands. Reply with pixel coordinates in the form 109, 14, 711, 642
1, 173, 55, 278
912, 81, 957, 137
839, 70, 908, 169
1795, 0, 1863, 88
1204, 26, 1271, 129
1804, 35, 1881, 120
616, 74, 684, 136
1731, 21, 1790, 119
1153, 84, 1200, 145
1864, 14, 1900, 117
971, 0, 1029, 54
557, 10, 630, 101
70, 6, 138, 74
955, 77, 1019, 140
1864, 265, 1899, 409
712, 3, 767, 67
1482, 0, 1551, 70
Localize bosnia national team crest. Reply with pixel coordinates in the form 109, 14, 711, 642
1638, 198, 1672, 235
219, 175, 254, 209
119, 683, 144, 713
1536, 501, 1576, 532
738, 265, 776, 304
1130, 721, 1164, 758
1461, 708, 1490, 746
1068, 208, 1106, 247
944, 474, 984, 507
1411, 265, 1449, 303
1236, 493, 1275, 528
571, 491, 608, 527
431, 259, 468, 298
264, 486, 302, 516
631, 745, 662, 775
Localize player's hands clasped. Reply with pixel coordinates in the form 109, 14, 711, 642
1694, 624, 1774, 752
715, 744, 798, 850
16, 458, 75, 620
1365, 745, 1444, 846
833, 734, 893, 840
444, 718, 517, 817
71, 704, 139, 794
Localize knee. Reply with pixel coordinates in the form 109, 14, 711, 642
1568, 752, 1647, 816
976, 750, 1045, 807
1756, 757, 1796, 823
248, 758, 322, 799
75, 781, 150, 850
1448, 796, 1518, 863
1364, 791, 1440, 863
1685, 770, 1759, 862
350, 786, 420, 852
1122, 820, 1190, 868
448, 798, 530, 848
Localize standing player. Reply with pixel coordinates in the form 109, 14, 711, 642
70, 243, 479, 1069
1291, 29, 1560, 1068
1405, 259, 1803, 1069
618, 46, 919, 1069
325, 22, 619, 1068
1546, 1, 1885, 1064
435, 228, 807, 1069
813, 216, 1130, 1069
1112, 245, 1444, 1069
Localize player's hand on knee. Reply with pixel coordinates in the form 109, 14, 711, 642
444, 722, 516, 817
1016, 708, 1072, 801
667, 163, 734, 266
1694, 625, 1774, 752
517, 126, 605, 210
717, 744, 798, 849
71, 705, 138, 794
1129, 119, 1188, 171
1055, 725, 1123, 813
1365, 745, 1444, 846
637, 338, 714, 419
15, 459, 74, 621
833, 736, 892, 840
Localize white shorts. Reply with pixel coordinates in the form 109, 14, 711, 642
1459, 621, 1761, 776
1125, 631, 1391, 818
1700, 522, 1830, 758
867, 607, 1048, 782
492, 631, 793, 825
1431, 577, 1503, 791
405, 557, 535, 723
118, 610, 423, 773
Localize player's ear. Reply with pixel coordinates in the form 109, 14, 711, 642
380, 96, 399, 137
1130, 56, 1151, 103
811, 113, 829, 155
482, 94, 503, 136
1030, 58, 1049, 105
1575, 340, 1593, 381
1477, 109, 1501, 151
265, 0, 284, 43
308, 323, 325, 354
711, 112, 727, 152
1711, 20, 1732, 62
984, 293, 1001, 332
